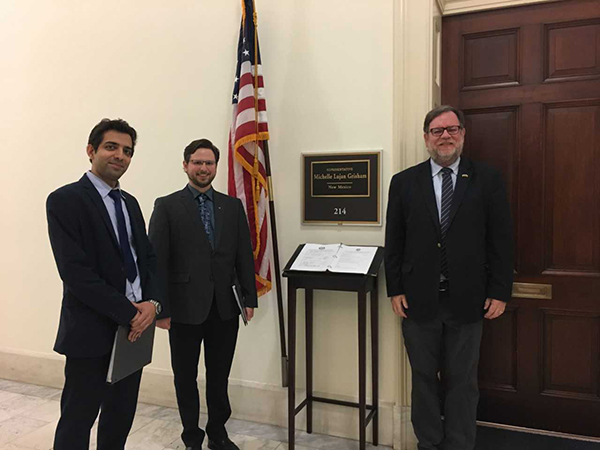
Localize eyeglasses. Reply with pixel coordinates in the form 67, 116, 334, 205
429, 126, 462, 137
190, 160, 216, 167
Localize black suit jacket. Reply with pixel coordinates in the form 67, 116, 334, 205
384, 157, 513, 323
46, 174, 159, 357
148, 186, 258, 324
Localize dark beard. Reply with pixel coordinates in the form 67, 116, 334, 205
188, 173, 214, 190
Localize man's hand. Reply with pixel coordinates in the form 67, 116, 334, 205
156, 317, 171, 330
484, 298, 506, 319
245, 307, 254, 322
128, 302, 156, 341
390, 295, 408, 318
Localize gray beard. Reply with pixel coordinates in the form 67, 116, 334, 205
427, 144, 463, 167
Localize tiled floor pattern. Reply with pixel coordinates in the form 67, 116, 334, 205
0, 379, 389, 450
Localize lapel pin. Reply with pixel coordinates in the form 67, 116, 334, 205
462, 174, 469, 178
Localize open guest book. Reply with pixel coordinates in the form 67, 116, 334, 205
289, 243, 378, 274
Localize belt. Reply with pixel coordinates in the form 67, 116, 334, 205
439, 280, 449, 292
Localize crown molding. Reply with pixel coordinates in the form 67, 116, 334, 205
441, 0, 560, 15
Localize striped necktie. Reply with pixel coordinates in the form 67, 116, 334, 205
440, 167, 453, 280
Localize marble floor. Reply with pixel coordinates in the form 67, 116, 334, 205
0, 378, 390, 450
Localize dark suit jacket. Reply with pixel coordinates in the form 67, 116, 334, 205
148, 186, 258, 324
46, 174, 159, 358
384, 157, 513, 324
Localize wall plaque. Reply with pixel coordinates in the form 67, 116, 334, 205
302, 151, 381, 225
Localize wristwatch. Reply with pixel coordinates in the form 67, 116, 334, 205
148, 299, 162, 316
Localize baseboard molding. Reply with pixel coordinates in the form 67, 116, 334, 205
0, 347, 65, 389
394, 404, 418, 450
0, 348, 395, 446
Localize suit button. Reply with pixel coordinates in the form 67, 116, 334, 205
437, 243, 441, 248
209, 276, 214, 282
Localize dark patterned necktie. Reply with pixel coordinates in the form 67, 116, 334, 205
108, 190, 137, 283
440, 167, 453, 280
197, 193, 214, 248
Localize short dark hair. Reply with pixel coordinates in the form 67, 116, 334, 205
88, 118, 137, 154
423, 105, 465, 133
183, 138, 220, 163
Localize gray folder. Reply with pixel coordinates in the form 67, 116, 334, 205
106, 321, 156, 384
232, 284, 248, 326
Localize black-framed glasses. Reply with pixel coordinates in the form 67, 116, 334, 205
429, 125, 462, 137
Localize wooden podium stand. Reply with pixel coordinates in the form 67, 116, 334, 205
282, 244, 384, 450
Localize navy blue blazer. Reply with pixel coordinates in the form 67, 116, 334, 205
46, 174, 159, 357
384, 157, 514, 323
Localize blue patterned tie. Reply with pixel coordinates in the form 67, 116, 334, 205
440, 168, 453, 280
108, 190, 138, 283
197, 193, 214, 248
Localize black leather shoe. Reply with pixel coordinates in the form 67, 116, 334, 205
208, 437, 240, 450
185, 446, 202, 450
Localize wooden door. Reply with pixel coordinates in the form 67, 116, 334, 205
443, 0, 600, 437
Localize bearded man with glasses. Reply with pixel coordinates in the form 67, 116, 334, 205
384, 105, 514, 450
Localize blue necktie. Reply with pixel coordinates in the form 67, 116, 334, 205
440, 168, 453, 280
197, 193, 214, 248
108, 190, 138, 283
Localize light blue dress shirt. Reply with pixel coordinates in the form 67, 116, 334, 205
430, 157, 460, 222
86, 171, 142, 303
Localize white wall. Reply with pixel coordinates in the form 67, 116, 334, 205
0, 0, 396, 440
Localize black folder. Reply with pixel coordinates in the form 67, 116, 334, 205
232, 284, 248, 326
106, 321, 156, 384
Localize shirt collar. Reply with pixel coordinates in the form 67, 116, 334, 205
430, 157, 461, 178
188, 184, 214, 201
86, 171, 121, 199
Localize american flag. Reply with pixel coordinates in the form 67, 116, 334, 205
228, 0, 272, 297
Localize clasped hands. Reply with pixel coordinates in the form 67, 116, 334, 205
128, 301, 157, 342
390, 294, 506, 319
154, 307, 255, 331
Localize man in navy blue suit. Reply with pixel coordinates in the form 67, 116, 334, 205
385, 106, 513, 450
47, 118, 161, 450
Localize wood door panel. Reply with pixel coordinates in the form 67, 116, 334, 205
545, 19, 600, 83
463, 107, 518, 187
479, 308, 518, 392
455, 79, 600, 109
543, 102, 600, 275
443, 0, 600, 437
450, 1, 600, 33
541, 310, 600, 400
462, 107, 520, 270
462, 28, 520, 90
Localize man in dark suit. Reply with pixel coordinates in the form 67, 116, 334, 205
46, 118, 161, 450
384, 106, 513, 450
149, 138, 257, 450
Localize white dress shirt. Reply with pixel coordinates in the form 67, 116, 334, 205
86, 171, 142, 303
430, 157, 460, 221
